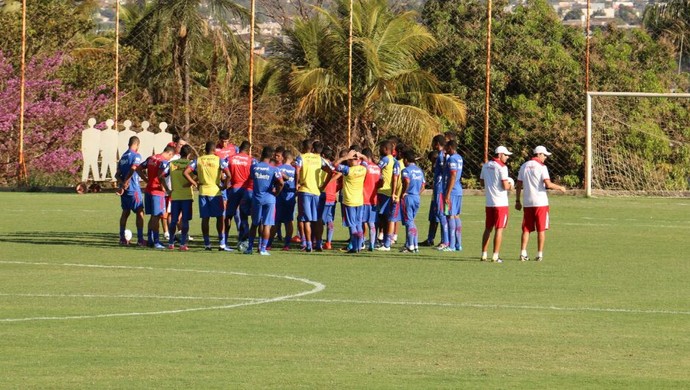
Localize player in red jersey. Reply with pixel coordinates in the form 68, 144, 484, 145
361, 147, 382, 251
227, 141, 254, 245
138, 145, 175, 248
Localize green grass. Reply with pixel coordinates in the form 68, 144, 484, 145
1, 192, 689, 388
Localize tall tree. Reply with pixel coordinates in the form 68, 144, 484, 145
277, 0, 466, 150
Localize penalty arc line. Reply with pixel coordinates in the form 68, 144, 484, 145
0, 261, 326, 323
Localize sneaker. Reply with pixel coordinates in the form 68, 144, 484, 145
259, 251, 271, 256
376, 246, 390, 252
492, 258, 504, 263
281, 246, 290, 251
535, 256, 543, 262
164, 232, 170, 240
419, 240, 434, 247
168, 244, 175, 250
243, 249, 253, 255
323, 242, 332, 250
436, 243, 449, 251
520, 255, 530, 262
179, 245, 189, 251
153, 243, 166, 250
205, 246, 213, 251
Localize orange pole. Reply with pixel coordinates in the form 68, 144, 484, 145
347, 0, 354, 147
115, 0, 120, 127
17, 0, 28, 183
248, 0, 256, 149
483, 0, 493, 163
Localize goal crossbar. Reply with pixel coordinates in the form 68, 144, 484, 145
585, 91, 690, 197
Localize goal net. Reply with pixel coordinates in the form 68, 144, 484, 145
586, 92, 690, 197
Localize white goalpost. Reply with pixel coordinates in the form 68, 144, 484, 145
586, 91, 690, 197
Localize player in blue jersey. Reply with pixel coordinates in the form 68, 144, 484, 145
245, 146, 284, 255
274, 148, 297, 250
441, 140, 464, 252
115, 136, 145, 246
399, 149, 426, 253
421, 135, 448, 248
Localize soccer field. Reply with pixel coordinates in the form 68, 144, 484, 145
0, 192, 689, 388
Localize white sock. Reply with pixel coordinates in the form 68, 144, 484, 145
492, 253, 499, 261
392, 234, 398, 241
537, 251, 543, 258
521, 250, 528, 257
481, 251, 487, 259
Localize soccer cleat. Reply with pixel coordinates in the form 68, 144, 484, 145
119, 238, 128, 246
153, 243, 166, 250
281, 246, 290, 251
204, 246, 213, 251
323, 242, 332, 250
168, 244, 175, 250
291, 235, 302, 243
259, 251, 271, 256
419, 240, 434, 247
338, 247, 350, 253
137, 240, 147, 247
520, 255, 530, 262
480, 257, 488, 262
376, 246, 390, 252
441, 246, 455, 252
492, 258, 504, 263
399, 247, 414, 253
535, 256, 543, 262
413, 248, 419, 253
243, 249, 253, 255
188, 236, 195, 241
221, 246, 235, 252
456, 246, 463, 252
179, 245, 189, 251
436, 243, 449, 251
314, 246, 323, 252
346, 249, 358, 254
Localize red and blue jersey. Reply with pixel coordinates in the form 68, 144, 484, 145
117, 149, 142, 194
277, 163, 296, 202
443, 153, 463, 196
363, 162, 381, 206
229, 153, 254, 190
141, 154, 170, 196
251, 161, 282, 205
215, 144, 238, 160
402, 163, 425, 196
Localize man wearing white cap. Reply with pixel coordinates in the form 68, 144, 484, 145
515, 145, 566, 262
480, 146, 514, 263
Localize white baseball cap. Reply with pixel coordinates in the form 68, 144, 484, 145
533, 145, 552, 156
494, 146, 513, 156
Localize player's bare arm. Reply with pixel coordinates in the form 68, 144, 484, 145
183, 166, 197, 188
545, 179, 566, 193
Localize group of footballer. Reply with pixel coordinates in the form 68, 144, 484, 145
116, 129, 566, 260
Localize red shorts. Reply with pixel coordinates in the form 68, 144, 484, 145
485, 206, 509, 229
522, 206, 550, 233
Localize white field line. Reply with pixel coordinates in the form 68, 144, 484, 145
0, 261, 325, 323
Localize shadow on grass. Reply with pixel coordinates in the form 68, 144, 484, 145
0, 231, 120, 247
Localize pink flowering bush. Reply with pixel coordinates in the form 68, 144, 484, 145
0, 51, 110, 185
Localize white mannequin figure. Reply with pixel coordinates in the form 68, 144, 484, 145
137, 121, 155, 159
99, 119, 119, 180
118, 119, 136, 158
154, 122, 173, 154
81, 118, 101, 182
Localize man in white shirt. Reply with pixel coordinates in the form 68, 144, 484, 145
515, 145, 566, 262
480, 146, 514, 263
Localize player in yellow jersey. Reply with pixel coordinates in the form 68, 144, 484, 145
295, 139, 331, 252
376, 140, 400, 251
184, 141, 232, 251
167, 144, 194, 251
327, 149, 368, 253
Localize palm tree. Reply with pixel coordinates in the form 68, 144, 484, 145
123, 0, 248, 138
644, 0, 690, 73
279, 0, 466, 150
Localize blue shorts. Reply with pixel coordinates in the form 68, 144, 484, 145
144, 193, 166, 216
252, 199, 276, 226
401, 195, 420, 225
342, 205, 363, 228
199, 195, 224, 218
361, 204, 377, 224
444, 194, 463, 216
276, 198, 296, 223
318, 195, 336, 223
428, 192, 444, 222
227, 187, 251, 217
377, 194, 392, 215
170, 199, 194, 222
298, 192, 319, 222
121, 190, 143, 212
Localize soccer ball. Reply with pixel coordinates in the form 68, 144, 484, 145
237, 240, 249, 252
506, 177, 515, 189
124, 229, 133, 242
